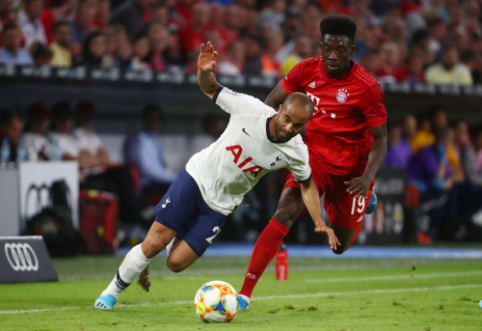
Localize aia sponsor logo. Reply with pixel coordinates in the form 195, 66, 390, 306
226, 145, 263, 177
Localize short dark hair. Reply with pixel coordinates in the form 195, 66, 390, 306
320, 15, 357, 41
0, 109, 22, 126
51, 101, 71, 119
3, 23, 19, 34
29, 41, 53, 60
53, 20, 70, 32
427, 103, 445, 119
141, 104, 164, 120
412, 29, 428, 45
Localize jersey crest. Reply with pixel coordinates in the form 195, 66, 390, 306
336, 89, 349, 103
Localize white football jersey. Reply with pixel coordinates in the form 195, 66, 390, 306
186, 87, 311, 215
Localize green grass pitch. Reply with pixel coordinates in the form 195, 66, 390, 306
1, 255, 481, 331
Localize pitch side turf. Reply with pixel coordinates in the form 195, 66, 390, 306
1, 255, 481, 331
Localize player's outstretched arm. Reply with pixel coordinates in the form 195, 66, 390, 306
299, 178, 341, 250
197, 41, 221, 100
265, 82, 290, 109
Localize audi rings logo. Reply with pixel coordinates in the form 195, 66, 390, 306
4, 243, 39, 272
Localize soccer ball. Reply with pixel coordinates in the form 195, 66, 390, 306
193, 280, 239, 323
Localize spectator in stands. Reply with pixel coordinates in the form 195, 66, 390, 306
453, 120, 482, 230
75, 31, 111, 69
0, 109, 23, 163
262, 29, 282, 76
256, 0, 285, 35
18, 0, 47, 49
407, 127, 457, 241
163, 27, 183, 72
218, 40, 245, 76
280, 34, 312, 76
382, 123, 411, 168
411, 29, 435, 68
50, 21, 72, 67
124, 104, 177, 196
394, 53, 426, 83
130, 35, 150, 70
277, 7, 303, 63
72, 101, 110, 168
23, 102, 50, 158
179, 2, 209, 54
48, 101, 84, 162
242, 35, 265, 76
30, 41, 53, 66
150, 3, 169, 27
402, 113, 417, 143
411, 105, 462, 183
376, 42, 403, 84
204, 4, 226, 54
103, 25, 132, 69
147, 24, 169, 72
49, 100, 146, 229
474, 130, 482, 180
361, 49, 383, 77
426, 17, 447, 56
39, 0, 75, 44
93, 0, 110, 30
425, 44, 473, 86
70, 0, 97, 46
109, 0, 154, 39
0, 0, 16, 35
0, 24, 33, 65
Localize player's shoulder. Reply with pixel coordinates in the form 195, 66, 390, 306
350, 62, 380, 89
283, 134, 307, 151
296, 57, 323, 72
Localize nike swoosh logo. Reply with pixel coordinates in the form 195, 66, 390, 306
242, 128, 251, 137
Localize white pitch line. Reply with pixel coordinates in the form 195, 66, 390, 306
305, 270, 482, 283
1, 283, 480, 315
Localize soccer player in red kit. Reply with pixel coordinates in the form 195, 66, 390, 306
237, 15, 387, 309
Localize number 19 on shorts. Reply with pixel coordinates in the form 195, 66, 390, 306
351, 196, 366, 215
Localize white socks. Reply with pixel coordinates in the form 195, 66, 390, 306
102, 244, 151, 298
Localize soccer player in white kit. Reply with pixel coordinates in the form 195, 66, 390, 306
94, 42, 340, 310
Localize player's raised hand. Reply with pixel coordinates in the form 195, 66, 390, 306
198, 41, 218, 72
344, 176, 371, 198
314, 223, 341, 250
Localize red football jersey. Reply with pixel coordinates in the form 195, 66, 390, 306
281, 57, 387, 176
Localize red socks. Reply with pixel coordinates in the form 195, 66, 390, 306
239, 218, 290, 298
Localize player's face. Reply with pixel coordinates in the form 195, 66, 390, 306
320, 34, 355, 78
274, 105, 311, 143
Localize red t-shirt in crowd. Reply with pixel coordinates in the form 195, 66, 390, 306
40, 9, 55, 44
179, 25, 204, 53
281, 57, 387, 176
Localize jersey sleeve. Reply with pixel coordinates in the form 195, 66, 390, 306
214, 86, 268, 116
287, 142, 312, 182
281, 61, 304, 93
358, 84, 387, 127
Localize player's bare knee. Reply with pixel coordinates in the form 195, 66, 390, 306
143, 240, 165, 258
166, 258, 187, 273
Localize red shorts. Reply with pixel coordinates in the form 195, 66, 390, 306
283, 166, 375, 230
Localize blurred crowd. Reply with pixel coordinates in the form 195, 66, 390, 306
384, 105, 482, 242
0, 0, 482, 84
